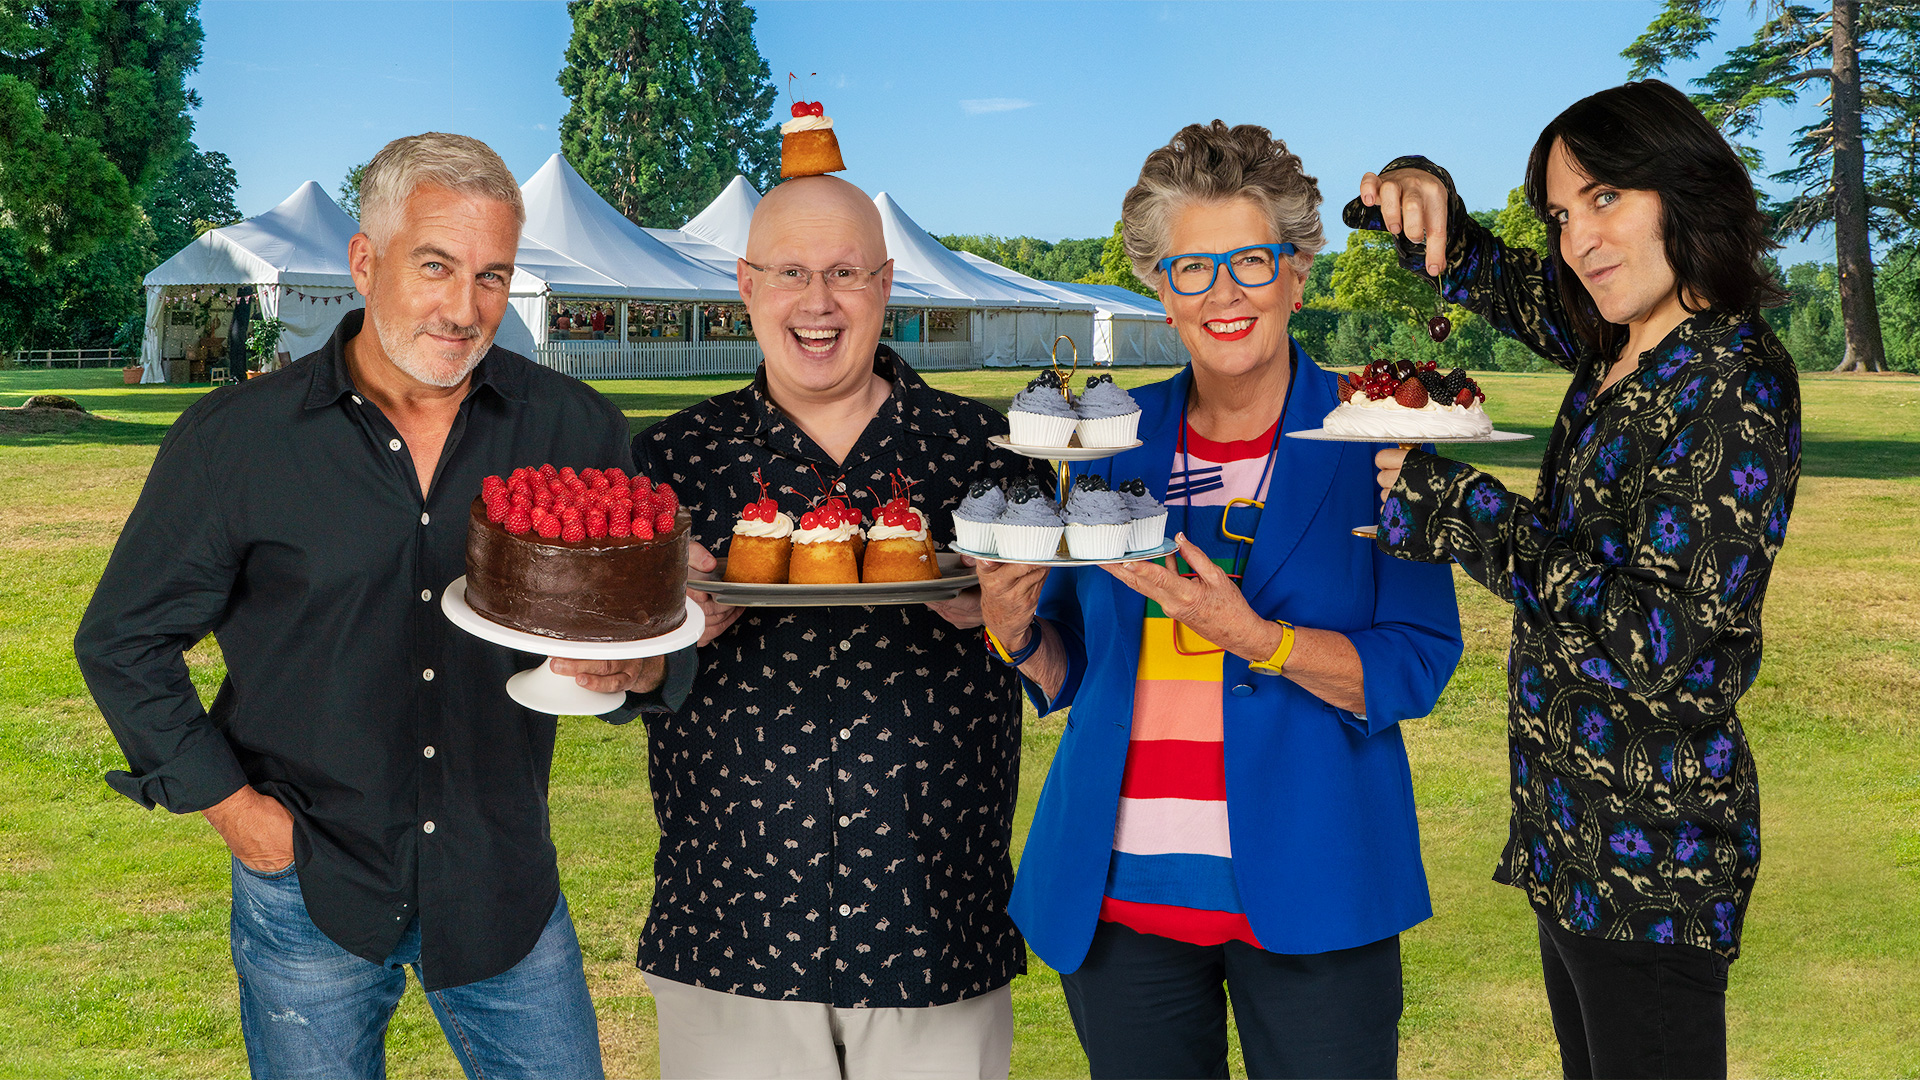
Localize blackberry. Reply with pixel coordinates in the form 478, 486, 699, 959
1118, 478, 1148, 497
1416, 369, 1449, 397
1442, 369, 1471, 399
1086, 373, 1114, 389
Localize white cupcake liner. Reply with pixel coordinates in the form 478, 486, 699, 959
1076, 411, 1142, 448
953, 517, 997, 555
1007, 411, 1078, 448
1065, 522, 1130, 560
994, 522, 1065, 561
1127, 512, 1168, 553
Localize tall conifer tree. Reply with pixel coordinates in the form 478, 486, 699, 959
556, 0, 778, 229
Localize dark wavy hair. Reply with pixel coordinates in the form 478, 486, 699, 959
1524, 80, 1784, 354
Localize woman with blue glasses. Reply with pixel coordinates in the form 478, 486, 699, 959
974, 121, 1464, 1078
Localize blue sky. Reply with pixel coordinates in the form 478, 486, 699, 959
192, 0, 1832, 267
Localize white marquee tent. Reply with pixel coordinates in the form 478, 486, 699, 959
139, 181, 365, 382
952, 252, 1188, 367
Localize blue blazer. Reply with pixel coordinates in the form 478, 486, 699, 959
1009, 348, 1464, 972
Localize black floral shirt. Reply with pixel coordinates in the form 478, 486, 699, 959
1374, 158, 1799, 958
630, 347, 1045, 1006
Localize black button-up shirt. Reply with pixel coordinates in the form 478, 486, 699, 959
75, 310, 652, 990
631, 348, 1043, 1007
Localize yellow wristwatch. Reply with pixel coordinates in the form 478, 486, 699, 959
1247, 620, 1296, 676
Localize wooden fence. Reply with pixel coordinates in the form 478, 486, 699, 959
11, 348, 128, 369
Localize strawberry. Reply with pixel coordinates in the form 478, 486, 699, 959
1393, 377, 1430, 408
586, 508, 608, 539
631, 515, 655, 540
655, 510, 675, 535
608, 513, 632, 538
1336, 374, 1355, 403
1455, 387, 1477, 407
505, 507, 532, 534
535, 511, 562, 539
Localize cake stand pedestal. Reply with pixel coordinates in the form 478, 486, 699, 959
442, 577, 703, 715
1285, 429, 1534, 538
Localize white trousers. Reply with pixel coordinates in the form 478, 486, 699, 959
643, 973, 1013, 1080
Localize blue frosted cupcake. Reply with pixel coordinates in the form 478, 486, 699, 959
993, 481, 1064, 560
1007, 371, 1078, 447
1074, 374, 1142, 448
952, 479, 1006, 554
1062, 476, 1131, 560
1116, 478, 1168, 551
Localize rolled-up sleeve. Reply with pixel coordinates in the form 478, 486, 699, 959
1342, 539, 1464, 734
74, 414, 248, 813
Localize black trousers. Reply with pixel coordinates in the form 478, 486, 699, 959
1059, 921, 1401, 1080
1537, 914, 1730, 1079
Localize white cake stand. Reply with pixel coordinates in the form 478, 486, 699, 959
442, 576, 702, 715
1286, 428, 1534, 538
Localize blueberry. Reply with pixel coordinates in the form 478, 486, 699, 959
1118, 478, 1148, 497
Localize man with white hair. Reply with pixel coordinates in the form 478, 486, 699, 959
75, 132, 672, 1079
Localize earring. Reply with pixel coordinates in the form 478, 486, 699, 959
1294, 301, 1303, 312
1165, 316, 1173, 325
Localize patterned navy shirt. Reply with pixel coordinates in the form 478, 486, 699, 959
631, 347, 1045, 1006
1373, 158, 1798, 959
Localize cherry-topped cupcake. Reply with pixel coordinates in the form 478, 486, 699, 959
724, 471, 794, 583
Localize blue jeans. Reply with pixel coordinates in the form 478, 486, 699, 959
229, 858, 604, 1080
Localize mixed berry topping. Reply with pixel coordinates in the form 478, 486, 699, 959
1337, 359, 1484, 407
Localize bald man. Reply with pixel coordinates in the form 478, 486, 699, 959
629, 175, 1042, 1078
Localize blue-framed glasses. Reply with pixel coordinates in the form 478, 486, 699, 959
1156, 243, 1296, 296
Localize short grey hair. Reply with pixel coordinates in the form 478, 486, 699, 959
358, 132, 525, 249
1121, 121, 1325, 285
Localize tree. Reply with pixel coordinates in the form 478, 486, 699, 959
338, 159, 368, 220
147, 146, 239, 256
937, 232, 1106, 284
557, 0, 779, 229
1624, 0, 1920, 372
0, 0, 206, 350
1067, 221, 1154, 297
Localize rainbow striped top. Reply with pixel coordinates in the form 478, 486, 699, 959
1100, 420, 1276, 948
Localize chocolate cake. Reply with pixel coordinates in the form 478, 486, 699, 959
464, 498, 690, 642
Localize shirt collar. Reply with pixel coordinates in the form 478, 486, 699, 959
737, 343, 939, 439
303, 309, 529, 410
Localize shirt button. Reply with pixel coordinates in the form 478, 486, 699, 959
839, 728, 852, 741
836, 481, 846, 492
388, 438, 402, 451
421, 589, 432, 602
1230, 683, 1254, 697
423, 821, 436, 834
423, 746, 436, 759
352, 394, 363, 405
420, 512, 431, 525
838, 815, 851, 828
838, 640, 852, 652
838, 903, 851, 917
422, 668, 435, 682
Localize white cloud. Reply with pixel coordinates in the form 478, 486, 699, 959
960, 97, 1034, 116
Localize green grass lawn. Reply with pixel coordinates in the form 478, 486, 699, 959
2, 365, 1916, 1077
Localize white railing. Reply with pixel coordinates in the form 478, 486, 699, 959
534, 339, 763, 379
887, 340, 978, 371
12, 347, 127, 369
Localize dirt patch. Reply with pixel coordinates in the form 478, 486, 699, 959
0, 403, 97, 436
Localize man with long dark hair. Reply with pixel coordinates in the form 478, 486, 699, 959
1362, 80, 1799, 1078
